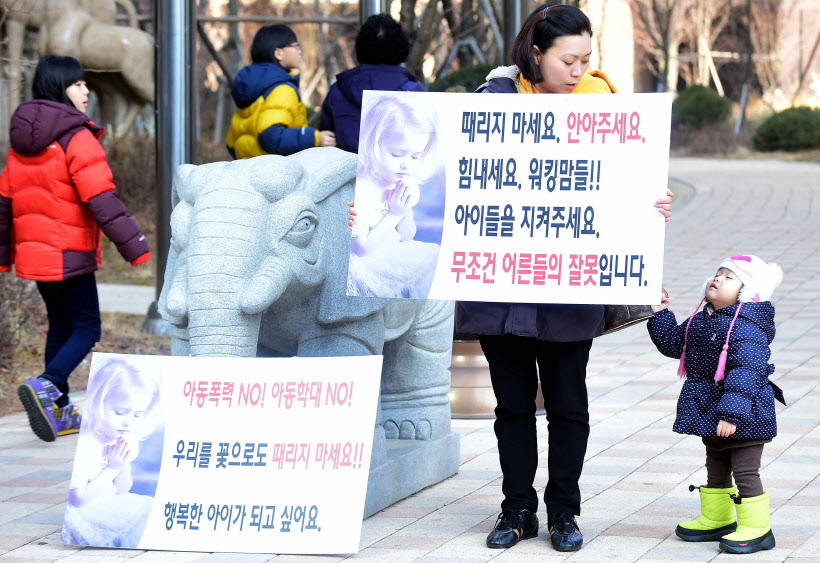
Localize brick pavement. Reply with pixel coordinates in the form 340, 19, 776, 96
0, 157, 818, 561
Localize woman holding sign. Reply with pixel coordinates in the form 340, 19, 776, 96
456, 3, 674, 553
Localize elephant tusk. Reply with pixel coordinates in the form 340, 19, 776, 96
165, 285, 188, 319
241, 259, 293, 315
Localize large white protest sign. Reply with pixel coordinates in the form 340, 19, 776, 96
346, 90, 672, 304
61, 352, 381, 554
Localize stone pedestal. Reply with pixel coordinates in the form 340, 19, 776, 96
365, 432, 460, 517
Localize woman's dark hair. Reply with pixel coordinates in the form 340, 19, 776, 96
250, 24, 298, 66
355, 14, 411, 65
510, 3, 593, 85
32, 54, 85, 107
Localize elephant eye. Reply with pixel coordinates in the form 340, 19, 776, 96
286, 214, 317, 248
293, 217, 313, 233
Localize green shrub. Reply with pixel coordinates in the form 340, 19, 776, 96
671, 85, 731, 130
428, 63, 496, 93
753, 107, 820, 151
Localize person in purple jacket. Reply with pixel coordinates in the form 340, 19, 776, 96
320, 13, 426, 153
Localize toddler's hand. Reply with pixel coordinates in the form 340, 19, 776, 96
347, 201, 357, 231
651, 288, 670, 313
716, 420, 736, 437
386, 183, 412, 216
655, 188, 673, 222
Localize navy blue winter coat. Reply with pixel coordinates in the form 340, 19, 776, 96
319, 64, 426, 153
647, 303, 785, 440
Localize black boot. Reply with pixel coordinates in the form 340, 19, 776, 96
486, 508, 539, 548
548, 512, 583, 552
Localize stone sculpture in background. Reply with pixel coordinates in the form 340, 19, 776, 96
1, 0, 151, 135
157, 148, 460, 516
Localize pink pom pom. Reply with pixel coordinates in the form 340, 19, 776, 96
677, 346, 687, 378
715, 345, 728, 382
715, 303, 742, 383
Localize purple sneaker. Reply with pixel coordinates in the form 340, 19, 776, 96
17, 377, 62, 442
54, 403, 82, 437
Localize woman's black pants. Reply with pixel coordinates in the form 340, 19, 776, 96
479, 334, 592, 516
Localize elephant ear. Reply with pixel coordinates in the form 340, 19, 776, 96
287, 148, 358, 204
304, 160, 387, 325
247, 155, 305, 202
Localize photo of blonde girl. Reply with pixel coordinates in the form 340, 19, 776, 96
347, 94, 444, 299
62, 359, 162, 548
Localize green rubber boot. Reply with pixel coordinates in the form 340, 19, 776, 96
719, 492, 776, 554
675, 485, 738, 542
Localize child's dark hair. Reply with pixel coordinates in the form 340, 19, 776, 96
32, 55, 85, 108
355, 14, 411, 65
250, 24, 298, 66
510, 3, 593, 85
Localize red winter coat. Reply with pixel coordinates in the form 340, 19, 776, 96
0, 100, 149, 281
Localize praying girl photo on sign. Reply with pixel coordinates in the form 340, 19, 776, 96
347, 93, 445, 299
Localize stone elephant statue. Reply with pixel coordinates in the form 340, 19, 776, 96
158, 149, 456, 459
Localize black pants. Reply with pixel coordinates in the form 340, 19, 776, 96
36, 272, 101, 407
703, 437, 766, 498
479, 334, 592, 516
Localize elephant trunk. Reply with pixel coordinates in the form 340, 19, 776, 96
187, 308, 262, 357
185, 192, 267, 357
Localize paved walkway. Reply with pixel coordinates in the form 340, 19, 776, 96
1, 157, 818, 562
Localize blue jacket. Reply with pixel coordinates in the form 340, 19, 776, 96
319, 64, 425, 153
647, 303, 785, 440
226, 63, 317, 158
455, 65, 605, 342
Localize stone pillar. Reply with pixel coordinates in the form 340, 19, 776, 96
360, 0, 386, 25
144, 0, 196, 334
503, 0, 528, 64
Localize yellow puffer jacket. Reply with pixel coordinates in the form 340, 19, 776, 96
226, 63, 319, 159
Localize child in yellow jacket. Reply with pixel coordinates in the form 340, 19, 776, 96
226, 24, 335, 159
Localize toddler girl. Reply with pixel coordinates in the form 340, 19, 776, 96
226, 24, 335, 158
647, 255, 785, 554
62, 359, 160, 548
1, 55, 150, 442
347, 96, 441, 298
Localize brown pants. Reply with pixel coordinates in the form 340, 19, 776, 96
703, 437, 768, 498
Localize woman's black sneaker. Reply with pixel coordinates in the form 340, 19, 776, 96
486, 508, 539, 548
548, 512, 583, 551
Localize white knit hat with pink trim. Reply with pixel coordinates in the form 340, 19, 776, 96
702, 254, 784, 303
683, 255, 783, 383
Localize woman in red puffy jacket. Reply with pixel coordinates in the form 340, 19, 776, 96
0, 55, 150, 442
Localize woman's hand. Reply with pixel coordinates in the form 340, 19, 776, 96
319, 131, 336, 147
655, 188, 673, 222
716, 420, 737, 437
651, 288, 670, 313
347, 201, 357, 231
386, 183, 412, 216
